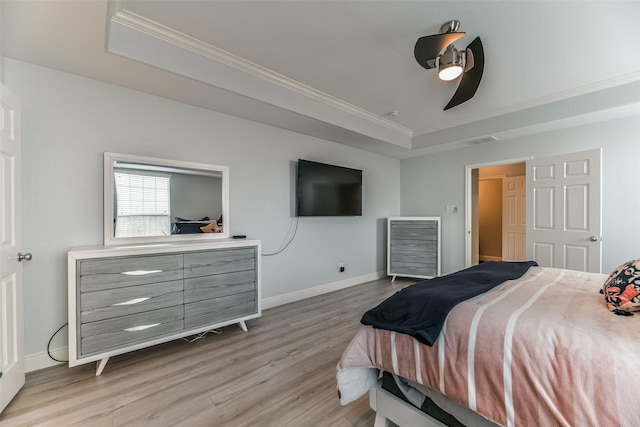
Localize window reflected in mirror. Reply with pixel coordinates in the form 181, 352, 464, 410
114, 171, 171, 238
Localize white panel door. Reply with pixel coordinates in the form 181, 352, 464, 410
502, 176, 526, 261
526, 149, 602, 273
0, 84, 24, 413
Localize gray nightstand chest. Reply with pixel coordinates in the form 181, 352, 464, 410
387, 217, 441, 281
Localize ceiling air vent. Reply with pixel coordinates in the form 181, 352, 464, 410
464, 135, 498, 145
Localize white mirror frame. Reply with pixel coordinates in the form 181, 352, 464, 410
104, 152, 229, 246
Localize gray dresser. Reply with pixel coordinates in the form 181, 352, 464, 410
68, 240, 260, 375
387, 217, 441, 281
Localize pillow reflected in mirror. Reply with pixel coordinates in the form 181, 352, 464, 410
171, 217, 211, 234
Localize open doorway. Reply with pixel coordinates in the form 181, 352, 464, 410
465, 150, 602, 271
466, 159, 528, 266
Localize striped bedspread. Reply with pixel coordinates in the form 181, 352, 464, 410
337, 266, 640, 427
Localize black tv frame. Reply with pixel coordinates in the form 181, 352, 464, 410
296, 159, 362, 217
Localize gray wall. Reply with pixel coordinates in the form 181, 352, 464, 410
401, 116, 640, 275
6, 59, 400, 356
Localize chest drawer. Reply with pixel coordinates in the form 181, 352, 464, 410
390, 220, 438, 241
80, 279, 184, 323
389, 261, 438, 277
80, 305, 184, 356
184, 248, 256, 278
78, 254, 184, 292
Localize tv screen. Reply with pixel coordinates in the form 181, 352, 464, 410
297, 159, 362, 217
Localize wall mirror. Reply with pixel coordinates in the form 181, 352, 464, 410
104, 152, 229, 245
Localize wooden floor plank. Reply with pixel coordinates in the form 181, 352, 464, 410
0, 277, 414, 426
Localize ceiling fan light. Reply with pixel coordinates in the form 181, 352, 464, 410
438, 45, 464, 81
439, 64, 463, 81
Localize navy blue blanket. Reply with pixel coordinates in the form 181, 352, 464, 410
361, 261, 538, 346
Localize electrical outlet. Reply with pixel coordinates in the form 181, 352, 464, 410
339, 262, 345, 273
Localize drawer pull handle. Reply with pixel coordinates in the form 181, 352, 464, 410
121, 270, 162, 276
113, 297, 151, 306
124, 323, 160, 332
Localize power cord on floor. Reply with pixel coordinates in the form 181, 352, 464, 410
49, 322, 222, 361
182, 329, 222, 343
48, 323, 69, 363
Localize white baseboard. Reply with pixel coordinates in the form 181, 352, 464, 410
25, 271, 387, 373
479, 255, 502, 262
25, 347, 67, 373
261, 271, 386, 310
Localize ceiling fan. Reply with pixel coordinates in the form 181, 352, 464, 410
414, 20, 484, 110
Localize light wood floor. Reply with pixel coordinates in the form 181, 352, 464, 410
1, 277, 414, 427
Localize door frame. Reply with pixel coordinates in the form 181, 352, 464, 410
464, 156, 532, 267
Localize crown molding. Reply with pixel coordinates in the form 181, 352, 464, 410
110, 7, 413, 139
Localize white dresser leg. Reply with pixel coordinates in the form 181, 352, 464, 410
374, 412, 390, 427
96, 357, 110, 376
238, 321, 248, 332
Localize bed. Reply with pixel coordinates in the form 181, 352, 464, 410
336, 262, 640, 427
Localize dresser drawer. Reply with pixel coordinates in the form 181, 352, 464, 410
80, 305, 184, 356
390, 220, 438, 228
390, 222, 438, 241
390, 234, 438, 244
184, 270, 256, 304
390, 240, 438, 253
185, 292, 256, 329
390, 262, 438, 277
184, 248, 256, 278
80, 279, 184, 323
78, 254, 184, 292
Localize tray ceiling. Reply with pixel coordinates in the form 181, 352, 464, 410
3, 1, 640, 158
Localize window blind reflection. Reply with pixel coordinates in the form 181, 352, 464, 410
114, 172, 171, 237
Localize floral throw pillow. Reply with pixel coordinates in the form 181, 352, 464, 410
602, 259, 640, 315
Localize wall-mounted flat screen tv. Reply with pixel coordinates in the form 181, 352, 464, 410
297, 159, 362, 216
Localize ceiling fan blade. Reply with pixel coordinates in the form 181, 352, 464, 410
414, 32, 465, 69
444, 36, 484, 110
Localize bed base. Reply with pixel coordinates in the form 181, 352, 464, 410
369, 381, 448, 427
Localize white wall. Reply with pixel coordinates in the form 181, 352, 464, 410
401, 115, 640, 275
5, 59, 400, 362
